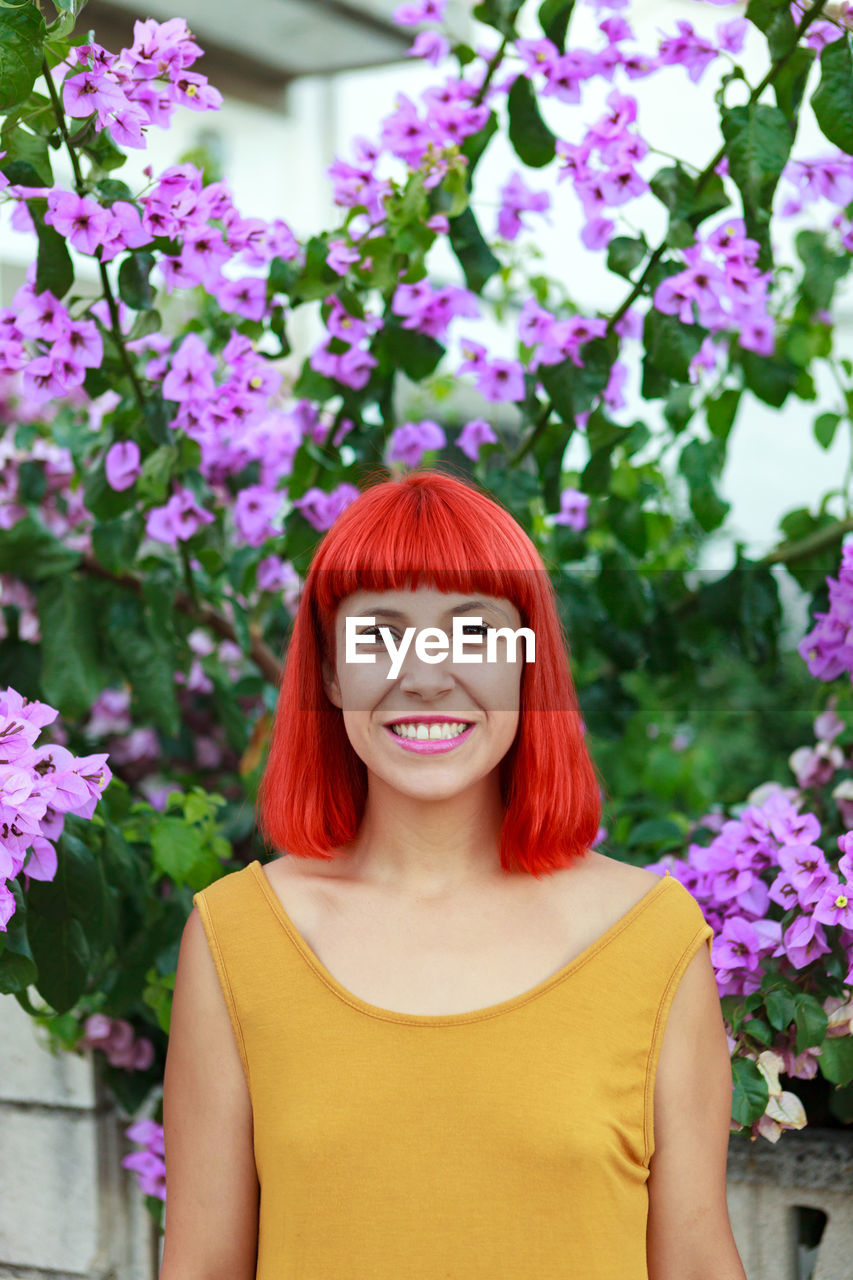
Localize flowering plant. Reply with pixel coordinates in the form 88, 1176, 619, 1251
2, 0, 853, 1224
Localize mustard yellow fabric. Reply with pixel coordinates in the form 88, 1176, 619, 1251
192, 860, 714, 1280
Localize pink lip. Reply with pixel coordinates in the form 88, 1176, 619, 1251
384, 723, 476, 754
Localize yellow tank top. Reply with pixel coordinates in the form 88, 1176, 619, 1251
192, 860, 714, 1280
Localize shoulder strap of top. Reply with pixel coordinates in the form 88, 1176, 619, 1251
641, 874, 715, 1163
192, 865, 262, 1090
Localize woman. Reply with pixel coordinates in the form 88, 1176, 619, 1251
161, 468, 746, 1280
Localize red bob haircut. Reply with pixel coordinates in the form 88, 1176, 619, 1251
256, 466, 602, 878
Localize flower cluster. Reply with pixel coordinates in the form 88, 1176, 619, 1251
60, 18, 221, 150
649, 720, 853, 1142
78, 1013, 155, 1071
653, 216, 775, 359
309, 296, 382, 392
555, 89, 649, 250
122, 1117, 166, 1201
0, 687, 111, 930
798, 541, 853, 682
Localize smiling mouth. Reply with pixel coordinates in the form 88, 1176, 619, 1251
386, 721, 473, 740
383, 721, 477, 752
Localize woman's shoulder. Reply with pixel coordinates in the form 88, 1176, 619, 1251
572, 848, 664, 900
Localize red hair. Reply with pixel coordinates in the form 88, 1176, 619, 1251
256, 466, 602, 877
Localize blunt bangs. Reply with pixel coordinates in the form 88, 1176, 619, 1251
256, 466, 603, 877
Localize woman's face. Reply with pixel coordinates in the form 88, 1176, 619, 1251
322, 585, 526, 802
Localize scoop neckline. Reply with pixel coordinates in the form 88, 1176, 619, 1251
246, 858, 674, 1026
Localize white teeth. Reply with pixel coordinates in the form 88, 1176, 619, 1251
389, 721, 470, 741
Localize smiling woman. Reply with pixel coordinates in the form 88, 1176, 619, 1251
162, 467, 744, 1280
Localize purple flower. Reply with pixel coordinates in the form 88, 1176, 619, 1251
475, 358, 526, 403
105, 440, 141, 491
552, 488, 590, 532
215, 275, 268, 321
809, 880, 850, 931
256, 555, 300, 595
798, 545, 853, 682
457, 338, 489, 374
392, 278, 479, 340
44, 191, 112, 256
326, 239, 361, 276
293, 484, 361, 532
456, 418, 498, 461
657, 20, 718, 84
581, 216, 616, 250
534, 315, 607, 369
62, 69, 126, 120
408, 31, 450, 65
162, 332, 217, 402
516, 38, 561, 78
779, 913, 833, 971
387, 419, 446, 466
233, 485, 283, 547
392, 0, 446, 25
717, 18, 748, 55
714, 917, 764, 979
145, 488, 215, 546
496, 172, 551, 241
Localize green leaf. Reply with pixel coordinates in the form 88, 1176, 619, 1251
773, 45, 814, 121
812, 36, 853, 155
596, 551, 651, 629
100, 589, 180, 735
35, 575, 106, 718
818, 1034, 853, 1086
0, 1, 47, 111
17, 459, 47, 503
538, 0, 575, 51
643, 307, 704, 386
531, 416, 572, 510
150, 815, 207, 884
607, 493, 647, 556
740, 349, 798, 407
606, 235, 646, 280
720, 102, 793, 262
460, 108, 498, 183
796, 229, 851, 312
507, 74, 556, 168
27, 911, 90, 1013
764, 987, 797, 1032
731, 1056, 770, 1126
0, 122, 53, 186
118, 250, 156, 310
793, 992, 828, 1057
814, 411, 841, 450
706, 388, 741, 441
76, 122, 126, 172
0, 880, 38, 995
472, 0, 524, 38
447, 205, 500, 292
679, 438, 730, 533
744, 1017, 774, 1045
625, 818, 685, 849
91, 512, 145, 573
27, 198, 74, 299
375, 322, 445, 381
649, 165, 729, 230
0, 514, 81, 579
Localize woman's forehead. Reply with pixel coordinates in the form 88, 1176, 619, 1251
336, 586, 517, 615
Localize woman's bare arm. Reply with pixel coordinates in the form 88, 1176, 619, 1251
160, 906, 260, 1279
646, 943, 747, 1280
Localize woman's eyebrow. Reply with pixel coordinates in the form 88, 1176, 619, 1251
357, 600, 511, 622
